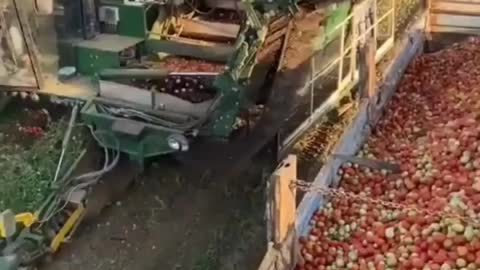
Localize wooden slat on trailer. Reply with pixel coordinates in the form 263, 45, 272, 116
428, 0, 480, 34
259, 156, 298, 270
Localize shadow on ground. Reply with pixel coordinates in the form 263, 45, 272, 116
41, 155, 270, 270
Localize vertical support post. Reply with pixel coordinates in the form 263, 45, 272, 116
425, 0, 432, 40
337, 24, 346, 89
366, 40, 377, 98
365, 0, 378, 99
350, 14, 357, 82
310, 57, 315, 117
358, 46, 367, 101
373, 0, 378, 43
273, 155, 297, 245
262, 155, 297, 270
359, 32, 377, 98
357, 0, 377, 100
391, 0, 396, 38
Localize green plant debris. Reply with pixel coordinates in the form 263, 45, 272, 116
0, 120, 87, 213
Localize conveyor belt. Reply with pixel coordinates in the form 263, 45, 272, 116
176, 42, 342, 179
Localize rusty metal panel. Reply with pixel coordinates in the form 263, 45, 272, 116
429, 0, 480, 34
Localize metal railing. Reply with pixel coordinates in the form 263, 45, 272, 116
279, 0, 396, 151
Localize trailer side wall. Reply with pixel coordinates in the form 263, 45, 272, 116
296, 21, 425, 236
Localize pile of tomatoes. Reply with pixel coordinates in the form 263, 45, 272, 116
298, 38, 480, 270
161, 56, 225, 73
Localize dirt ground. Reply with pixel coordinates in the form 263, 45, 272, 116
41, 158, 269, 270
0, 98, 267, 270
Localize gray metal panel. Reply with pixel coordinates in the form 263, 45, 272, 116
430, 25, 480, 35
432, 14, 480, 27
77, 34, 143, 52
112, 119, 146, 136
99, 80, 214, 118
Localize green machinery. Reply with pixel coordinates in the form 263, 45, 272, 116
0, 0, 352, 164
0, 0, 352, 163
74, 0, 352, 163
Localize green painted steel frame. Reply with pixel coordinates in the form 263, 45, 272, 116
76, 47, 121, 76
80, 99, 185, 163
79, 0, 355, 161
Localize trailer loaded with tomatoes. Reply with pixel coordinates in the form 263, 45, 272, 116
259, 1, 480, 270
298, 36, 480, 270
